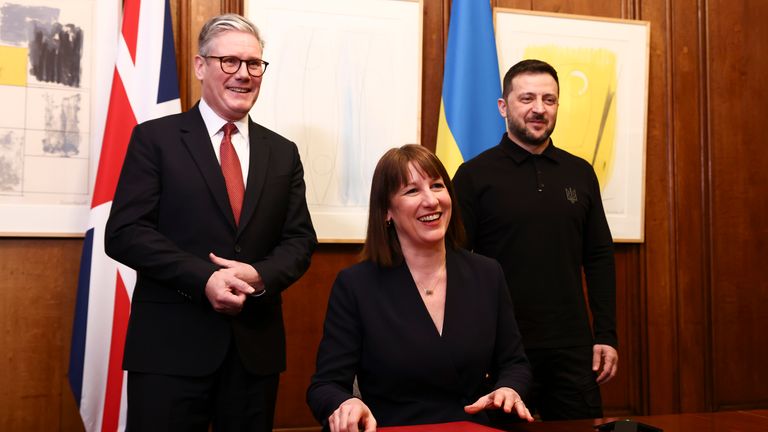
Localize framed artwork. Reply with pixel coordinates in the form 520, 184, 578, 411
246, 0, 422, 242
495, 9, 650, 242
0, 0, 116, 236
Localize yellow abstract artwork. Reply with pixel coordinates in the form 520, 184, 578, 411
523, 46, 618, 190
0, 46, 28, 87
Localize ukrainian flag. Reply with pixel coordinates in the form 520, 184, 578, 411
436, 0, 505, 177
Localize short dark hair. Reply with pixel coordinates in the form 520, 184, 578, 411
361, 145, 465, 267
501, 59, 559, 99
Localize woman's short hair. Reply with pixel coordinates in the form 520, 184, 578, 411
361, 144, 465, 266
198, 14, 264, 56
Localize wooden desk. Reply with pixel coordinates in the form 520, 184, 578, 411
378, 410, 768, 432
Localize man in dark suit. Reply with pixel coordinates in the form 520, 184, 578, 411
105, 13, 317, 431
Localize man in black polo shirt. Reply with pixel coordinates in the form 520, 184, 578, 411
453, 59, 618, 420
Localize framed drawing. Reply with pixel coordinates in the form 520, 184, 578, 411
495, 9, 650, 242
0, 0, 116, 236
246, 0, 422, 242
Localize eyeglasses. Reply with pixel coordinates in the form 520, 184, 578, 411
205, 55, 269, 77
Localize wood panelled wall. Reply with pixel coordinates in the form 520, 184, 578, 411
1, 0, 766, 430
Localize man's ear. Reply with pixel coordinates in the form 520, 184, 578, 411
193, 55, 206, 80
497, 98, 508, 118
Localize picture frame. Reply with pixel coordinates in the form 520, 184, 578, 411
246, 0, 422, 243
495, 9, 650, 242
0, 0, 115, 237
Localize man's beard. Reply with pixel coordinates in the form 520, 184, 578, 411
506, 113, 555, 148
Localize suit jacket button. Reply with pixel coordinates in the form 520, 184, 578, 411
234, 245, 242, 253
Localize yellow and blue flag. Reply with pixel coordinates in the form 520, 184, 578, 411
436, 0, 504, 177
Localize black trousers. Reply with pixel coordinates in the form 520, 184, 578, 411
126, 342, 279, 432
526, 345, 604, 421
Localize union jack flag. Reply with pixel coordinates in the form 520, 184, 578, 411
68, 0, 180, 430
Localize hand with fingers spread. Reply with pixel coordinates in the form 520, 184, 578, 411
593, 344, 619, 385
327, 398, 377, 432
464, 387, 533, 422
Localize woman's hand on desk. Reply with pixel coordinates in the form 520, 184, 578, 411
464, 387, 534, 422
328, 398, 377, 432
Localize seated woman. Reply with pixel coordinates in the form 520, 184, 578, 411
306, 145, 533, 432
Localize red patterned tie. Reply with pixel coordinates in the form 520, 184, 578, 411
220, 123, 244, 224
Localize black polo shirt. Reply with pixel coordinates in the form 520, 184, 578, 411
453, 133, 617, 350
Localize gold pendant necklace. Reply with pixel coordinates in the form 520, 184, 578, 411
420, 262, 445, 296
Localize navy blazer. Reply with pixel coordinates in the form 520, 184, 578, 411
307, 248, 531, 427
105, 104, 317, 376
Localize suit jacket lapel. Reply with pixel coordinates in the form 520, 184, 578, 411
237, 119, 271, 234
180, 105, 236, 228
443, 249, 462, 339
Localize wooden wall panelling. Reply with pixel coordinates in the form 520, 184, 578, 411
274, 244, 361, 428
0, 239, 85, 431
602, 245, 643, 416
619, 1, 646, 410
522, 0, 623, 17
496, 0, 534, 10
668, 0, 711, 414
420, 0, 448, 150
707, 0, 768, 411
638, 0, 680, 415
222, 0, 243, 15
169, 0, 186, 108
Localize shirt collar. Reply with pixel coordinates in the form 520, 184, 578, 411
198, 98, 249, 139
498, 133, 560, 164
